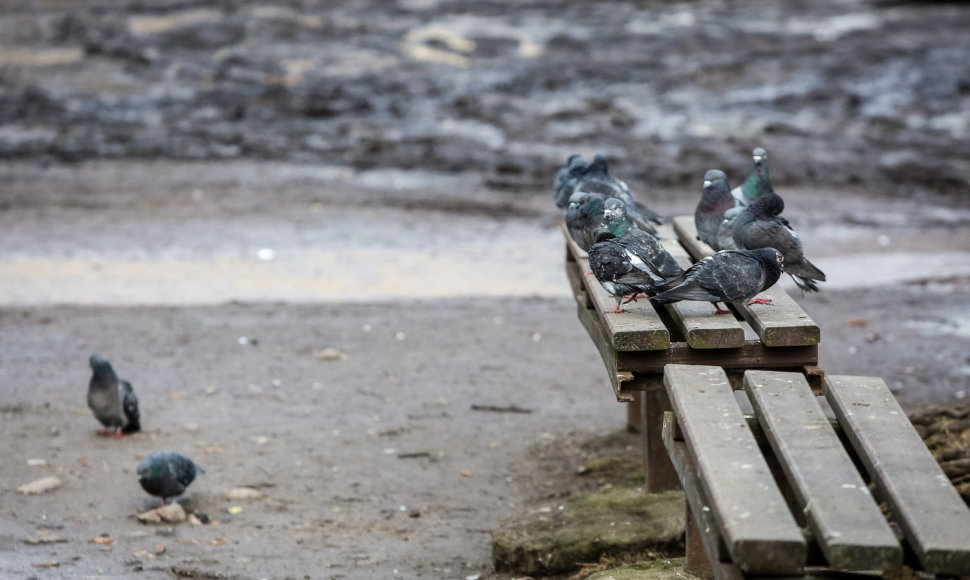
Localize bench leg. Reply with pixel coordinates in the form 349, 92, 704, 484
685, 503, 714, 579
627, 391, 642, 433
642, 379, 679, 492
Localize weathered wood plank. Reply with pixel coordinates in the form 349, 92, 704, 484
744, 371, 902, 571
654, 224, 746, 350
672, 216, 820, 348
665, 365, 806, 574
563, 227, 671, 351
663, 412, 732, 572
584, 266, 671, 351
825, 375, 970, 575
614, 340, 817, 374
575, 304, 636, 402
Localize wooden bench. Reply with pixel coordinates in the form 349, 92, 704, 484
563, 218, 822, 490
564, 217, 970, 578
663, 365, 970, 578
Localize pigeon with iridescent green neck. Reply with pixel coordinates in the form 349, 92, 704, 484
731, 191, 826, 292
554, 154, 589, 210
694, 169, 738, 251
137, 451, 204, 504
572, 155, 664, 228
732, 147, 774, 207
87, 355, 140, 436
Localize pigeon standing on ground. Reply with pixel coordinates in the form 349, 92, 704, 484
651, 248, 785, 314
731, 191, 826, 292
137, 451, 204, 504
553, 154, 589, 210
572, 155, 662, 233
87, 355, 140, 436
588, 228, 682, 313
694, 169, 738, 251
732, 147, 774, 207
565, 192, 607, 251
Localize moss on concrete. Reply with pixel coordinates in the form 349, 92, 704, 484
586, 557, 701, 580
492, 482, 685, 576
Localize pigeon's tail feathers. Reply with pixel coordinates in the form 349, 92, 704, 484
789, 273, 820, 293
785, 258, 826, 282
120, 380, 141, 433
650, 281, 719, 304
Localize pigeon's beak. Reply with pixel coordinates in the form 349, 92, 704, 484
703, 180, 711, 187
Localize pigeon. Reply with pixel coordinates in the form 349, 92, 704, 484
732, 147, 774, 207
651, 248, 785, 314
731, 191, 826, 292
565, 191, 607, 251
587, 228, 681, 313
694, 169, 738, 251
137, 451, 204, 504
87, 355, 140, 436
601, 199, 682, 280
572, 154, 663, 231
553, 154, 589, 210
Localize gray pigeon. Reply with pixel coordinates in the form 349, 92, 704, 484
694, 169, 738, 251
732, 147, 774, 207
554, 154, 589, 210
651, 248, 785, 314
87, 355, 140, 436
137, 451, 204, 504
588, 228, 680, 313
565, 192, 607, 251
572, 155, 663, 230
731, 191, 826, 292
601, 200, 681, 279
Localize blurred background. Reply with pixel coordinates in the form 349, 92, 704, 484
1, 0, 969, 577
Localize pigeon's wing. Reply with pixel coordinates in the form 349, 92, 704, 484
738, 218, 804, 263
173, 455, 200, 488
622, 230, 684, 279
709, 251, 767, 301
120, 380, 141, 433
652, 257, 723, 303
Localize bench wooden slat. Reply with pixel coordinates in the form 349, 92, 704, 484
574, 304, 636, 403
615, 340, 817, 374
655, 225, 746, 350
825, 374, 970, 575
744, 371, 902, 571
671, 216, 820, 348
665, 364, 806, 574
662, 412, 732, 568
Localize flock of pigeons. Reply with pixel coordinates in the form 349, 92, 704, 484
82, 149, 822, 504
87, 355, 203, 504
558, 148, 826, 314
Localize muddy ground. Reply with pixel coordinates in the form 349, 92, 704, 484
1, 0, 970, 579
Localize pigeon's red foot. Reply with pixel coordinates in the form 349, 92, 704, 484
713, 303, 733, 315
113, 429, 124, 438
605, 307, 624, 314
747, 298, 773, 306
98, 427, 110, 436
622, 294, 638, 304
